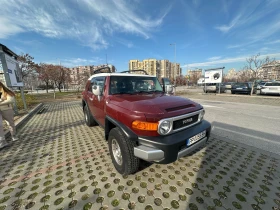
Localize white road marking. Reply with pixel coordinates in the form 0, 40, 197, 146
202, 105, 224, 109
213, 126, 280, 145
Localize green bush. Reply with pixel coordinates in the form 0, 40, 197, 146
15, 93, 36, 110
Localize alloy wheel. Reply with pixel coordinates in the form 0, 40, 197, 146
111, 139, 122, 165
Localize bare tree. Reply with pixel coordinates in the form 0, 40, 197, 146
49, 65, 71, 92
175, 76, 187, 86
76, 71, 90, 92
244, 53, 275, 95
36, 63, 52, 93
17, 53, 38, 78
189, 71, 201, 85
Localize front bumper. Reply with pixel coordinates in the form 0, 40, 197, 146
133, 120, 211, 164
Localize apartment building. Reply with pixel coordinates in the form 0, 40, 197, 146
69, 64, 116, 87
129, 59, 180, 80
129, 60, 143, 70
69, 65, 92, 85
261, 61, 280, 80
187, 69, 203, 78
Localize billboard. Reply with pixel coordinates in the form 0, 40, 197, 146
4, 54, 23, 87
204, 69, 223, 83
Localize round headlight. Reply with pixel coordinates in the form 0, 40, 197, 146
199, 110, 205, 121
158, 120, 172, 135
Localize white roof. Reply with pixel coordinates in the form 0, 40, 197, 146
88, 72, 156, 80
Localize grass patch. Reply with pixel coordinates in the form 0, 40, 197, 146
14, 91, 82, 111
15, 93, 37, 110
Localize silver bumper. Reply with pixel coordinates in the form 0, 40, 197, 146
134, 145, 164, 162
134, 137, 207, 162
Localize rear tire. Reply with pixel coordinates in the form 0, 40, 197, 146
84, 104, 98, 127
231, 91, 235, 94
108, 127, 140, 175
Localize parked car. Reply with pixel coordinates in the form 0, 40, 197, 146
260, 82, 280, 95
203, 83, 226, 93
231, 82, 257, 94
257, 82, 266, 90
224, 82, 234, 90
82, 68, 211, 175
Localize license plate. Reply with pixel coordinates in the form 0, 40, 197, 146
236, 88, 242, 90
187, 130, 206, 146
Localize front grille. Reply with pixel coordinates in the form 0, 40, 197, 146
173, 114, 199, 130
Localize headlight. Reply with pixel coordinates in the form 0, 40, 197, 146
158, 120, 172, 135
198, 109, 205, 121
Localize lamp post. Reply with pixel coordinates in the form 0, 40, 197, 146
170, 43, 176, 87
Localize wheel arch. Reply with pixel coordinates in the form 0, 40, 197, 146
82, 99, 86, 110
105, 115, 138, 142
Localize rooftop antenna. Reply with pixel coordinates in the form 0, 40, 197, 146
106, 53, 108, 65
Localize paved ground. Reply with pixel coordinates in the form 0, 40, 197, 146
178, 89, 280, 107
0, 101, 280, 210
188, 98, 280, 155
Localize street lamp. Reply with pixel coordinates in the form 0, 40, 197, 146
170, 43, 176, 87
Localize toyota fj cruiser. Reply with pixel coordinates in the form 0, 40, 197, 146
82, 68, 211, 175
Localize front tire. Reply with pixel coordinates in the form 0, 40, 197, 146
108, 127, 140, 175
84, 104, 98, 127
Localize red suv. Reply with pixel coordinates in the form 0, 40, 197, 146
82, 68, 211, 175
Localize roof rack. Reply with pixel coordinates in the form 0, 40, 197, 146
121, 70, 148, 75
93, 66, 112, 74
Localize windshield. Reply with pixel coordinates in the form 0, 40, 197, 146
109, 75, 163, 94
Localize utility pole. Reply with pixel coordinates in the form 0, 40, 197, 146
170, 43, 176, 93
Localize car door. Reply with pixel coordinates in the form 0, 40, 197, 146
92, 76, 106, 126
88, 77, 98, 119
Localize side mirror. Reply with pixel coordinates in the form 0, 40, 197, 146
92, 85, 102, 96
161, 78, 174, 94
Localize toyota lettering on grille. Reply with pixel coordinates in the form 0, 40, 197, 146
183, 118, 193, 124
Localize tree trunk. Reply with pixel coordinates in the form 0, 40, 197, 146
46, 82, 49, 93
250, 80, 255, 96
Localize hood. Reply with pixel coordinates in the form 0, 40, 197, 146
108, 94, 202, 118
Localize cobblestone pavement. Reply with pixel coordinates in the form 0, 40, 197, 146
0, 101, 279, 210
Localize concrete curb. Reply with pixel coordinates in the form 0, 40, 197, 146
4, 103, 44, 138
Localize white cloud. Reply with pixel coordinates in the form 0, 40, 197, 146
207, 56, 222, 61
44, 57, 103, 67
0, 0, 171, 49
215, 14, 241, 33
227, 44, 244, 49
184, 53, 280, 68
267, 40, 280, 44
215, 0, 280, 43
115, 38, 134, 48
0, 17, 24, 38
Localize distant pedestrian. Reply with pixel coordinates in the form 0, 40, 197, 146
0, 81, 18, 149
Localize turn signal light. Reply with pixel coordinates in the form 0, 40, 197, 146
132, 121, 158, 131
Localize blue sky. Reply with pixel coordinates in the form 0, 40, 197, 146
1, 0, 280, 75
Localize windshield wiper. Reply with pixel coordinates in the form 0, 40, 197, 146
152, 90, 164, 93
136, 90, 153, 94
112, 92, 133, 95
